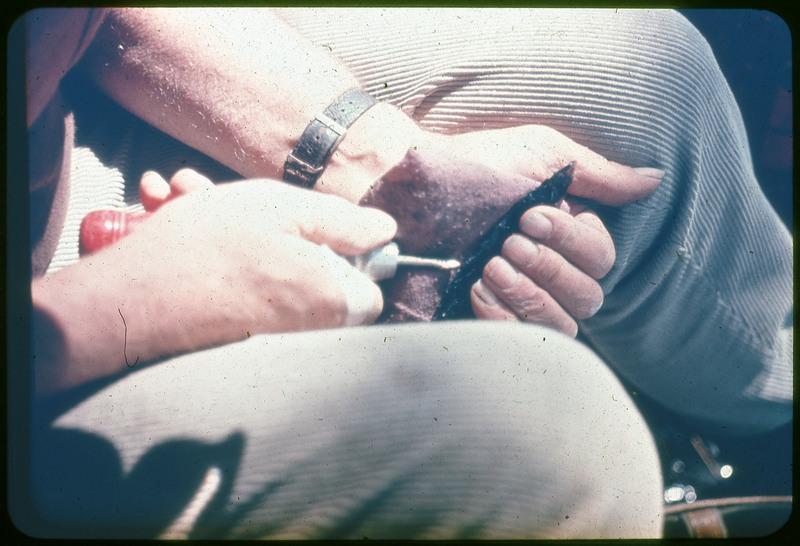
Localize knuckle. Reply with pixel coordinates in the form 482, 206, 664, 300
538, 251, 565, 287
535, 125, 563, 146
515, 242, 566, 290
509, 286, 552, 320
526, 124, 552, 140
548, 218, 577, 254
589, 240, 616, 279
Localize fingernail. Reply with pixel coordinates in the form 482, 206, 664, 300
633, 167, 666, 180
521, 212, 553, 240
503, 234, 538, 267
486, 258, 519, 289
472, 279, 500, 305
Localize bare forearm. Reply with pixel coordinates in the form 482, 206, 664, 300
32, 262, 155, 395
82, 8, 416, 200
84, 8, 354, 176
31, 227, 232, 395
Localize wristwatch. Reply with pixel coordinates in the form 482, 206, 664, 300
283, 88, 377, 188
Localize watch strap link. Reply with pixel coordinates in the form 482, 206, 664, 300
283, 89, 377, 188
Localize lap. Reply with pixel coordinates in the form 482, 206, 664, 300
32, 322, 662, 539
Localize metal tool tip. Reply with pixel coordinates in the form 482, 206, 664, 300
396, 254, 461, 270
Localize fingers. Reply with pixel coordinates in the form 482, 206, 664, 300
146, 173, 396, 272
140, 169, 215, 211
140, 171, 171, 211
456, 125, 664, 206
134, 171, 389, 332
519, 205, 615, 280
472, 202, 612, 335
569, 160, 663, 206
536, 127, 663, 206
502, 233, 604, 319
238, 182, 395, 327
261, 189, 393, 327
566, 152, 663, 206
269, 189, 397, 325
470, 280, 518, 322
474, 258, 579, 337
291, 191, 398, 256
312, 243, 385, 326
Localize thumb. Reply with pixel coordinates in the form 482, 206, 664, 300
294, 192, 398, 256
567, 158, 664, 206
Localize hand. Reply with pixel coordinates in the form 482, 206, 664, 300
133, 169, 397, 334
449, 125, 663, 206
358, 123, 662, 332
471, 200, 613, 337
33, 169, 397, 393
447, 126, 661, 336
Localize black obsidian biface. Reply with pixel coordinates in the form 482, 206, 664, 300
434, 163, 574, 321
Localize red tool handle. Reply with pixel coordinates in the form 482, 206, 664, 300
79, 210, 152, 256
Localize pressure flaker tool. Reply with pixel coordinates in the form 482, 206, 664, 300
78, 210, 460, 281
346, 242, 460, 281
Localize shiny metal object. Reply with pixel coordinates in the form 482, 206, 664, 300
349, 242, 461, 281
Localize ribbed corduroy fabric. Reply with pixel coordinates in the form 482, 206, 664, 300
34, 8, 791, 539
38, 322, 664, 539
277, 8, 793, 432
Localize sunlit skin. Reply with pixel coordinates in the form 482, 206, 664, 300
32, 173, 397, 394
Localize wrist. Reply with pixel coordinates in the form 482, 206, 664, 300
316, 102, 426, 202
31, 273, 120, 395
31, 254, 161, 394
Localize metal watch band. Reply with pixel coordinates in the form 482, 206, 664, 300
283, 89, 378, 188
